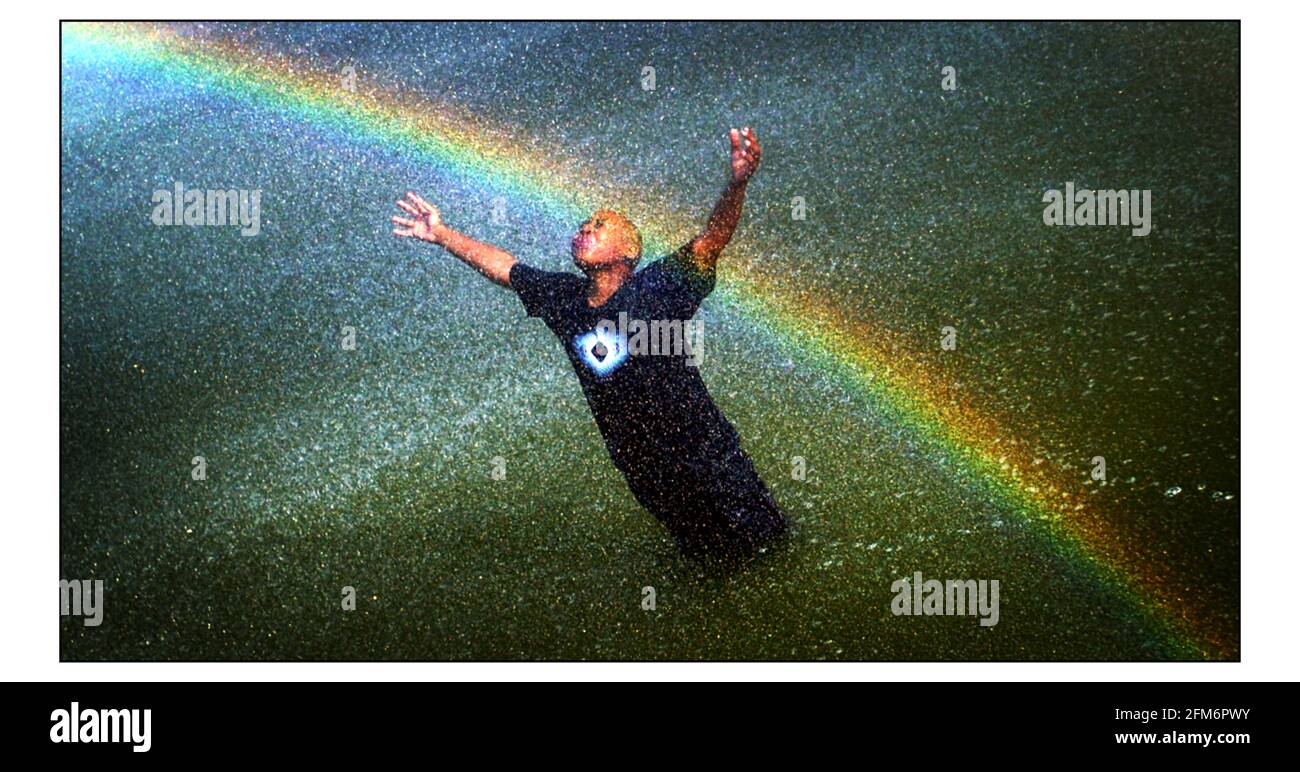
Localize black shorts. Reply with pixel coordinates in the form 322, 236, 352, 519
621, 445, 790, 556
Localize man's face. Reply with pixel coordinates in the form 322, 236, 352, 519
571, 210, 637, 271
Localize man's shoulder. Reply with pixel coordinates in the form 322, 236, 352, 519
510, 262, 585, 319
642, 247, 716, 299
512, 262, 588, 298
512, 261, 583, 286
637, 250, 698, 282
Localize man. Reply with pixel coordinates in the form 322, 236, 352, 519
392, 126, 788, 556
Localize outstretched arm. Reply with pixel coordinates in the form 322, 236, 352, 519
683, 126, 762, 271
392, 192, 518, 287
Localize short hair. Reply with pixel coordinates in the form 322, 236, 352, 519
593, 209, 642, 262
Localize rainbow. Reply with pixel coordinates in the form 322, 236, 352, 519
61, 21, 1233, 659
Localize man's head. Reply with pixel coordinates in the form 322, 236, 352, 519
571, 209, 642, 273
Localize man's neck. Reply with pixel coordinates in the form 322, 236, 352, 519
585, 263, 633, 308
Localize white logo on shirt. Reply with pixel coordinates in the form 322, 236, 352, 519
574, 327, 628, 376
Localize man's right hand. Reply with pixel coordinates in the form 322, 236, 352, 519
392, 191, 445, 243
392, 190, 519, 287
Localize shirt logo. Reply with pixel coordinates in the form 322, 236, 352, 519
574, 327, 628, 376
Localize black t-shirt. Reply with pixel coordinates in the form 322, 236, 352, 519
510, 248, 742, 479
510, 248, 787, 550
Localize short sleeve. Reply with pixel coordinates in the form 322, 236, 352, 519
650, 245, 717, 318
510, 262, 573, 320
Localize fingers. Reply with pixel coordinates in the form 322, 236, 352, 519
393, 194, 436, 238
730, 127, 760, 160
406, 191, 435, 213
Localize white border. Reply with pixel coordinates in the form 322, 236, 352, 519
6, 1, 1293, 682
